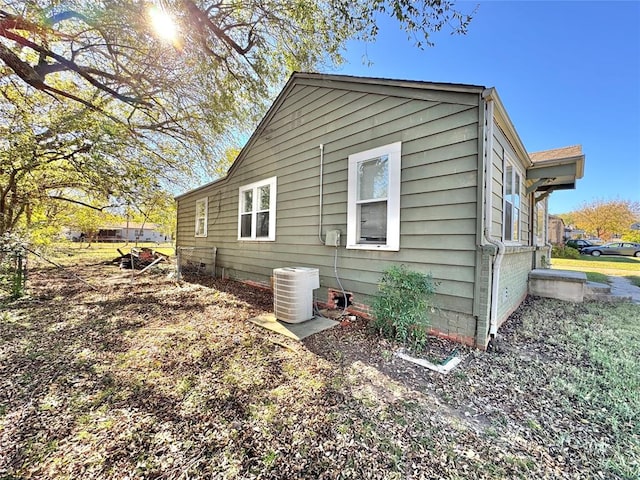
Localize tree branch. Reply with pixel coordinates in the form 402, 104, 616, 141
47, 196, 118, 212
0, 12, 150, 106
47, 10, 89, 26
184, 0, 255, 56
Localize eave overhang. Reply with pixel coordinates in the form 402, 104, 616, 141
526, 153, 585, 195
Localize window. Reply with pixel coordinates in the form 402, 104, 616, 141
238, 176, 277, 241
195, 197, 208, 237
504, 160, 521, 242
347, 142, 401, 251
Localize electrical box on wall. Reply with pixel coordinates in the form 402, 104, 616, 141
325, 230, 341, 247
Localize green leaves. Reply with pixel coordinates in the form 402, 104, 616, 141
0, 85, 189, 239
569, 199, 640, 242
0, 0, 475, 240
371, 265, 438, 351
1, 0, 475, 138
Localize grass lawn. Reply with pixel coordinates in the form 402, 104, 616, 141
551, 256, 640, 285
1, 257, 639, 479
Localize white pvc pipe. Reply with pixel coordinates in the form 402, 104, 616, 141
318, 144, 325, 245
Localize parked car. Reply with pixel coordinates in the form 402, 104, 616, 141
581, 242, 640, 257
565, 239, 593, 251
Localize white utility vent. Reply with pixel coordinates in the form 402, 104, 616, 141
273, 267, 320, 323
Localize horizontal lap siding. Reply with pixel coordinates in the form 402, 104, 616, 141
490, 121, 505, 240
176, 200, 198, 247
177, 82, 480, 316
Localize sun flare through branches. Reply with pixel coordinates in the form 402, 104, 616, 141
148, 6, 178, 44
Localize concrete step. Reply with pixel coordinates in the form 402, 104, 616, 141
584, 292, 632, 303
585, 281, 611, 295
584, 282, 631, 303
529, 270, 636, 304
529, 269, 587, 302
584, 281, 633, 303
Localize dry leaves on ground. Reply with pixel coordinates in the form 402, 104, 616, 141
1, 263, 638, 479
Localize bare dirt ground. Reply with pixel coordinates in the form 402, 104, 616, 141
1, 261, 638, 479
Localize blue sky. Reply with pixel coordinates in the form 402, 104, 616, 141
334, 1, 640, 214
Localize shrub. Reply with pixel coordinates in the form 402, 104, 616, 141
552, 245, 580, 259
371, 265, 437, 351
622, 231, 640, 243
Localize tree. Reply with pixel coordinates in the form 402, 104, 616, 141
0, 0, 474, 237
623, 230, 640, 243
1, 1, 473, 130
557, 212, 575, 228
571, 199, 640, 241
64, 205, 120, 244
124, 191, 178, 240
0, 84, 192, 237
211, 146, 242, 180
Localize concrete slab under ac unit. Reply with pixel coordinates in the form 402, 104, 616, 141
248, 313, 339, 340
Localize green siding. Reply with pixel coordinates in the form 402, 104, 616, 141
489, 121, 505, 239
177, 79, 481, 326
487, 108, 538, 341
296, 77, 481, 106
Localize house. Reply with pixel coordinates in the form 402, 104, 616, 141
95, 222, 167, 243
564, 227, 586, 241
64, 222, 167, 243
175, 73, 584, 349
547, 215, 565, 245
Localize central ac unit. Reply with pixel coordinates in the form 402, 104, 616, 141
273, 267, 320, 323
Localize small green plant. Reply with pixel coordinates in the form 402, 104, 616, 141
262, 450, 278, 468
551, 245, 580, 259
540, 255, 551, 268
371, 265, 437, 351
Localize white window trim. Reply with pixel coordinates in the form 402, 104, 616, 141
503, 156, 523, 244
195, 197, 208, 237
237, 176, 277, 241
535, 198, 546, 246
347, 142, 401, 251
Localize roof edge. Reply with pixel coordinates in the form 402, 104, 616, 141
176, 72, 489, 200
531, 154, 585, 178
174, 175, 227, 200
176, 73, 302, 200
482, 87, 530, 166
292, 72, 486, 94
